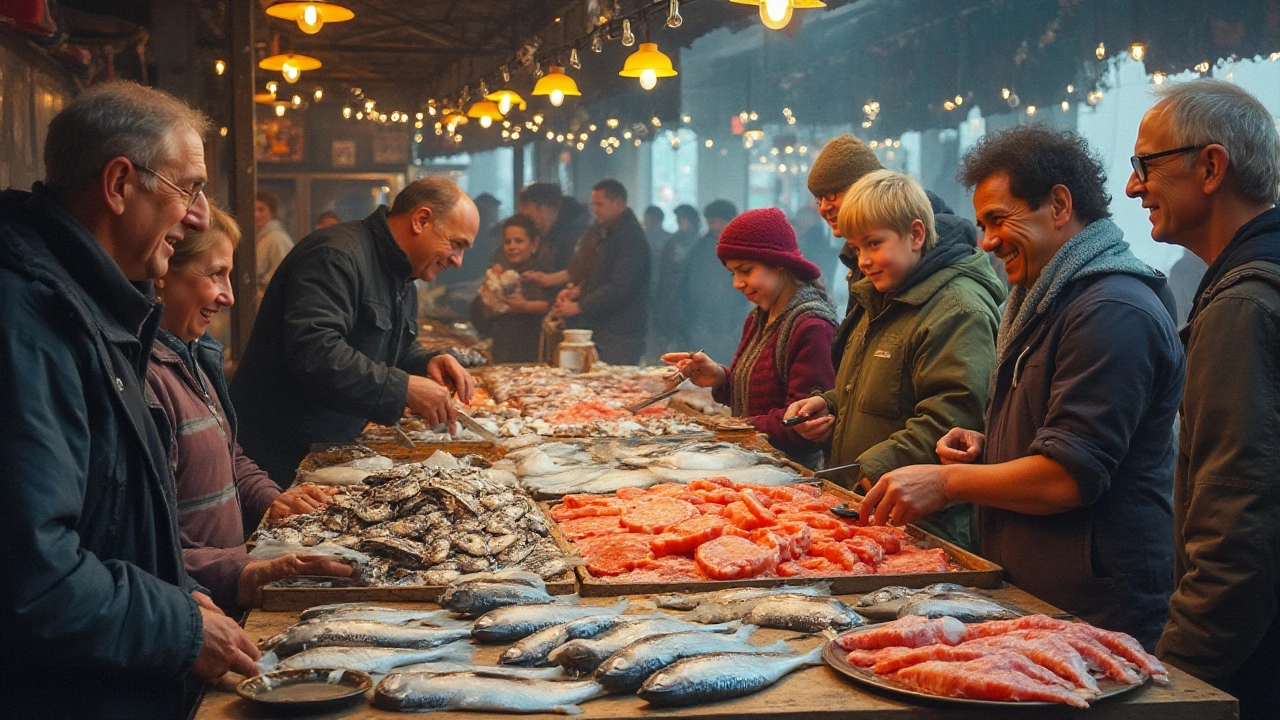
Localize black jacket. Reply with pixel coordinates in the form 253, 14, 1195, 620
0, 187, 203, 718
231, 208, 438, 484
543, 196, 591, 273
981, 272, 1183, 649
566, 208, 651, 364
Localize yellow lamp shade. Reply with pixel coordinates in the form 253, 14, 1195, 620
467, 99, 504, 122
531, 66, 581, 102
265, 2, 354, 34
253, 92, 277, 105
485, 89, 526, 114
618, 43, 678, 79
258, 53, 322, 72
727, 0, 825, 6
443, 111, 469, 127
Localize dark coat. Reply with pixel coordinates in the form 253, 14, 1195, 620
652, 227, 699, 349
0, 187, 203, 718
544, 197, 592, 273
1158, 207, 1280, 718
231, 207, 439, 485
566, 208, 651, 364
981, 272, 1183, 649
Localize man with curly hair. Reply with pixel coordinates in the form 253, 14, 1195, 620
858, 125, 1183, 649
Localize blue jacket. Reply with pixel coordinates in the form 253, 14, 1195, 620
980, 271, 1183, 649
0, 186, 203, 718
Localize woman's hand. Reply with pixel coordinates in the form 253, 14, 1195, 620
661, 351, 726, 389
268, 483, 337, 520
784, 396, 834, 442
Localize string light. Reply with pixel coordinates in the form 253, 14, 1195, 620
569, 48, 581, 70
214, 60, 226, 75
622, 20, 635, 47
1061, 100, 1070, 111
705, 139, 714, 148
1152, 71, 1167, 85
666, 0, 683, 28
1194, 60, 1211, 73
1129, 42, 1146, 61
313, 87, 323, 102
1095, 42, 1106, 59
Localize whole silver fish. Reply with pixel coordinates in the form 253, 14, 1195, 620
450, 568, 546, 591
655, 582, 832, 611
276, 641, 476, 673
638, 647, 824, 707
896, 594, 1023, 623
298, 604, 461, 626
374, 672, 606, 714
500, 614, 635, 666
743, 597, 867, 633
595, 626, 793, 693
472, 598, 628, 644
439, 581, 558, 617
686, 593, 826, 624
552, 618, 739, 675
394, 661, 567, 681
855, 583, 971, 621
266, 620, 472, 656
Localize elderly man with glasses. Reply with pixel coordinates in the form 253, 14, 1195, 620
1127, 80, 1280, 719
0, 81, 261, 718
231, 177, 480, 487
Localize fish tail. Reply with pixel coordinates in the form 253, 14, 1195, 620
610, 598, 630, 613
553, 593, 582, 604
800, 646, 825, 665
733, 624, 759, 641
762, 639, 794, 653
555, 704, 585, 715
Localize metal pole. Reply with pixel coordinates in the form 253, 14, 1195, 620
228, 0, 257, 362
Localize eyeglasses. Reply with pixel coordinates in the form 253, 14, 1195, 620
133, 162, 207, 209
1130, 145, 1207, 183
815, 192, 840, 205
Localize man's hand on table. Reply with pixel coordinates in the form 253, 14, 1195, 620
237, 553, 354, 610
191, 592, 261, 681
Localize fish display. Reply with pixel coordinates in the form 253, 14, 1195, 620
741, 596, 867, 633
264, 620, 472, 657
855, 583, 967, 621
551, 618, 739, 675
896, 593, 1023, 623
374, 671, 607, 714
251, 463, 572, 586
438, 580, 560, 617
273, 642, 475, 674
471, 598, 630, 644
297, 604, 461, 626
551, 480, 959, 583
500, 614, 636, 667
638, 647, 824, 707
654, 582, 832, 611
594, 626, 793, 692
393, 661, 568, 681
836, 614, 1168, 707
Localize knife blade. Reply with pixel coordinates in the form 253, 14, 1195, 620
811, 462, 861, 480
454, 406, 501, 442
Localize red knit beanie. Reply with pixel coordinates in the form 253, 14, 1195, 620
716, 207, 822, 281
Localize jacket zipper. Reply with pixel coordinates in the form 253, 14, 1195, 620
1011, 346, 1031, 388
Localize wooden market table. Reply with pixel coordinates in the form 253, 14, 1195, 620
192, 585, 1236, 720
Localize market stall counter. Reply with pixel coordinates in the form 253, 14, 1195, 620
192, 585, 1235, 720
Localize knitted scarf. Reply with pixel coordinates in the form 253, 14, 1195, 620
996, 218, 1159, 366
730, 282, 838, 418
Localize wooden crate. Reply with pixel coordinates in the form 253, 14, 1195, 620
551, 480, 1003, 597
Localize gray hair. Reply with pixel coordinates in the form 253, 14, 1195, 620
389, 176, 465, 223
1156, 79, 1280, 206
43, 81, 210, 196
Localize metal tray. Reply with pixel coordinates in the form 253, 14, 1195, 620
236, 668, 372, 711
822, 625, 1144, 708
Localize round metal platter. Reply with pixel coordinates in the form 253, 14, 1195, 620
823, 625, 1146, 709
236, 668, 372, 710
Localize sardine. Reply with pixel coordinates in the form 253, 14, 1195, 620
639, 647, 823, 707
265, 620, 472, 656
856, 583, 972, 622
275, 641, 475, 673
500, 615, 635, 667
552, 618, 739, 675
472, 598, 627, 644
595, 626, 793, 693
450, 568, 546, 591
686, 593, 826, 624
393, 661, 567, 681
439, 581, 558, 617
896, 594, 1023, 623
743, 597, 867, 633
298, 604, 462, 626
374, 672, 606, 714
656, 582, 832, 611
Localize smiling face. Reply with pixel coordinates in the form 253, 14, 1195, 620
159, 232, 235, 342
118, 127, 210, 281
1124, 101, 1210, 249
816, 191, 847, 237
972, 173, 1065, 288
725, 259, 790, 312
846, 221, 926, 294
404, 198, 480, 282
502, 225, 539, 266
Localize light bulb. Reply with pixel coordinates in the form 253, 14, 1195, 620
298, 4, 323, 34
282, 62, 300, 83
502, 66, 511, 83
274, 104, 286, 117
550, 89, 564, 107
1129, 42, 1146, 61
569, 48, 581, 69
498, 94, 512, 115
592, 33, 603, 53
266, 81, 278, 95
1095, 42, 1106, 60
622, 20, 635, 47
480, 116, 492, 128
214, 59, 226, 75
639, 68, 657, 90
760, 0, 793, 29
313, 87, 323, 102
342, 106, 351, 118
291, 94, 302, 107
667, 0, 683, 28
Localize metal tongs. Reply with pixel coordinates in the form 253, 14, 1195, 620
624, 349, 703, 414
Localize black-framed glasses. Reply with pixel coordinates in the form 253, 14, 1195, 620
134, 162, 207, 209
1130, 145, 1208, 182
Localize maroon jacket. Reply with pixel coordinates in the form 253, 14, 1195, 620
146, 335, 279, 615
714, 308, 836, 464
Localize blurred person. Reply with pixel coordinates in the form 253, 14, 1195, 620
148, 204, 353, 617
554, 179, 650, 364
681, 200, 751, 362
0, 81, 261, 717
315, 209, 340, 230
1126, 79, 1280, 717
471, 215, 552, 363
231, 178, 480, 486
784, 171, 1004, 547
652, 204, 701, 351
642, 205, 674, 360
665, 208, 836, 467
455, 191, 501, 284
858, 125, 1183, 649
514, 182, 591, 284
254, 189, 294, 294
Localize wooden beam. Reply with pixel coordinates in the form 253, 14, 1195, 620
228, 0, 257, 362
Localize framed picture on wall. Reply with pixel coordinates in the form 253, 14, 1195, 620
331, 139, 356, 169
372, 128, 409, 165
256, 115, 304, 163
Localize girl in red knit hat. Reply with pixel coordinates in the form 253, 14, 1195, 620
662, 207, 837, 468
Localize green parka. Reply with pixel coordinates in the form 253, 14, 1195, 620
821, 244, 1005, 548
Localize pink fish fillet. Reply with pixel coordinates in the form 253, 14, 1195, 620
892, 655, 1092, 708
962, 634, 1100, 693
835, 616, 968, 651
965, 614, 1165, 684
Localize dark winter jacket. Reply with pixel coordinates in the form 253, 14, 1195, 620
148, 332, 280, 616
1158, 207, 1280, 718
231, 207, 440, 485
565, 208, 651, 364
981, 271, 1183, 650
652, 227, 699, 349
544, 196, 592, 273
0, 186, 203, 718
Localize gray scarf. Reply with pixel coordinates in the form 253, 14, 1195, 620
997, 218, 1159, 365
730, 282, 838, 418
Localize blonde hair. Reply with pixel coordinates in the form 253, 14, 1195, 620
837, 169, 937, 252
171, 202, 241, 270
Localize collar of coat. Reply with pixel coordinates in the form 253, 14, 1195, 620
849, 248, 976, 312
363, 205, 415, 281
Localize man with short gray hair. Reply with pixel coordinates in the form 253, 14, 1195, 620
0, 81, 261, 717
1127, 79, 1280, 718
